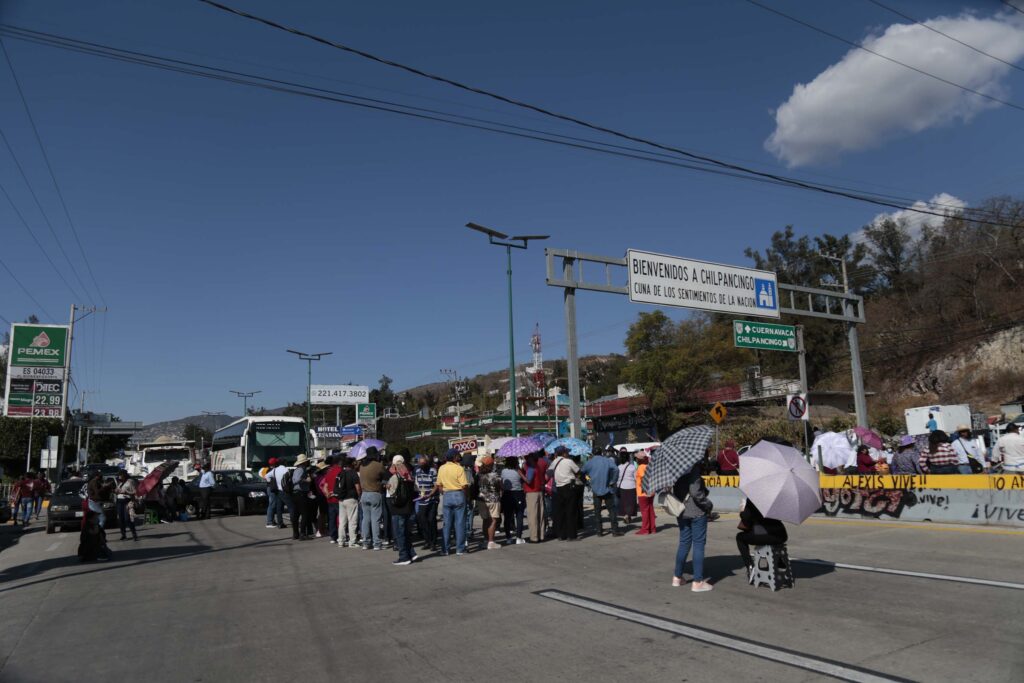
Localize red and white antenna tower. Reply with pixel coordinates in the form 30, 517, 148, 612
529, 324, 546, 399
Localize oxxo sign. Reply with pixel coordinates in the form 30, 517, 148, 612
4, 324, 70, 419
627, 249, 780, 318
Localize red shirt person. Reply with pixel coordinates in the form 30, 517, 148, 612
717, 440, 740, 474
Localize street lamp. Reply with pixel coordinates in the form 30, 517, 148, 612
286, 349, 332, 435
466, 222, 549, 437
199, 410, 225, 455
229, 389, 261, 417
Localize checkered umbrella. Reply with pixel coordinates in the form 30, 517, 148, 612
496, 436, 548, 458
641, 425, 713, 493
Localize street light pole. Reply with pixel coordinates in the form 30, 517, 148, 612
466, 222, 549, 437
286, 350, 332, 435
229, 389, 261, 417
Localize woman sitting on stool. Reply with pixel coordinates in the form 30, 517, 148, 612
736, 501, 787, 575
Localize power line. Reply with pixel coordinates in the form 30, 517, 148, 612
1002, 2, 1024, 17
0, 254, 57, 321
194, 1, 1019, 226
741, 0, 1024, 113
0, 312, 11, 326
864, 0, 1024, 74
0, 37, 106, 305
0, 177, 86, 303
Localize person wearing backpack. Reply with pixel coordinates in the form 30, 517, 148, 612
319, 456, 343, 543
289, 454, 313, 540
263, 458, 281, 528
333, 458, 362, 547
266, 459, 292, 529
387, 455, 417, 565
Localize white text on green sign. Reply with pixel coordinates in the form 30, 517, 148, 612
733, 320, 797, 352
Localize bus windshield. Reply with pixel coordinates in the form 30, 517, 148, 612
246, 422, 306, 467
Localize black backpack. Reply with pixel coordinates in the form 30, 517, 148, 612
392, 477, 414, 509
280, 468, 295, 495
333, 470, 354, 499
267, 469, 279, 493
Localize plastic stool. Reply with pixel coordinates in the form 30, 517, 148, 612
145, 507, 159, 525
748, 544, 794, 591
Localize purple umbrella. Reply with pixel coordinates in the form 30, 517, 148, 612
350, 439, 387, 461
852, 426, 884, 450
496, 436, 547, 458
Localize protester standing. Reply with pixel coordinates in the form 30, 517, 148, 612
522, 452, 547, 543
414, 455, 439, 550
334, 458, 361, 547
582, 450, 623, 536
890, 436, 921, 475
919, 431, 959, 474
164, 476, 183, 522
319, 457, 343, 544
34, 474, 51, 520
995, 423, 1024, 473
437, 449, 469, 556
263, 457, 280, 528
476, 456, 502, 550
358, 447, 387, 550
617, 452, 637, 525
500, 457, 527, 545
198, 464, 215, 520
671, 460, 714, 592
86, 471, 113, 529
461, 453, 477, 546
387, 455, 417, 565
114, 471, 139, 541
290, 454, 313, 540
14, 472, 37, 527
951, 426, 984, 473
635, 450, 656, 535
717, 440, 740, 475
549, 446, 580, 541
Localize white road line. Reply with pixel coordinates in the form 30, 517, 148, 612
538, 590, 902, 683
793, 558, 1024, 590
45, 542, 61, 552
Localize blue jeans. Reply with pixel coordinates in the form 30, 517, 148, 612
360, 491, 384, 548
87, 499, 106, 528
328, 502, 339, 542
19, 498, 33, 525
266, 490, 278, 525
272, 490, 291, 526
675, 515, 708, 581
392, 513, 414, 561
442, 491, 467, 554
116, 499, 137, 539
464, 499, 475, 541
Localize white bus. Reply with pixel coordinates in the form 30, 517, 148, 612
210, 416, 308, 471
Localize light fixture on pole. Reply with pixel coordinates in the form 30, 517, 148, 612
229, 389, 261, 417
466, 222, 549, 437
286, 349, 332, 435
199, 410, 225, 455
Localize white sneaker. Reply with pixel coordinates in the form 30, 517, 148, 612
265, 524, 276, 529
515, 538, 526, 545
691, 581, 714, 593
487, 541, 500, 550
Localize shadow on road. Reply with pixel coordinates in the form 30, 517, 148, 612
0, 538, 286, 594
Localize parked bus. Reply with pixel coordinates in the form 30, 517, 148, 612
210, 417, 308, 471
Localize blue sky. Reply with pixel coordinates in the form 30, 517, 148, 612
1, 0, 1021, 422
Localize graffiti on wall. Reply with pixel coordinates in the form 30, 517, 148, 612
820, 488, 918, 519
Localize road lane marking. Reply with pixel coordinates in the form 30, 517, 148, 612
801, 518, 1024, 536
793, 559, 1024, 590
537, 589, 906, 683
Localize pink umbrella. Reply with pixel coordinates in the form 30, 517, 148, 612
135, 461, 179, 498
852, 426, 883, 450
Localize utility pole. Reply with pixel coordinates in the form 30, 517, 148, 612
287, 349, 331, 436
441, 369, 468, 437
797, 325, 810, 455
229, 389, 261, 417
60, 305, 105, 474
466, 222, 549, 436
819, 252, 868, 427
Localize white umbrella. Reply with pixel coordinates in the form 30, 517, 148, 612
811, 431, 856, 470
740, 440, 822, 524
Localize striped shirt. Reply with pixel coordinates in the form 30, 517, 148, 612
918, 442, 958, 472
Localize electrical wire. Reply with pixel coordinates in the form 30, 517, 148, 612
0, 312, 12, 326
742, 0, 1024, 113
865, 0, 1024, 74
0, 38, 106, 306
3, 23, 995, 221
1002, 1, 1024, 17
0, 178, 87, 304
0, 254, 57, 321
194, 1, 1019, 226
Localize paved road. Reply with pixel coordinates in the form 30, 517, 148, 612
1, 511, 1021, 682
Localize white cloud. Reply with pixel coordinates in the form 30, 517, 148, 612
765, 12, 1024, 167
852, 192, 966, 244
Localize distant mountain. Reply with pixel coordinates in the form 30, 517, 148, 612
134, 413, 238, 444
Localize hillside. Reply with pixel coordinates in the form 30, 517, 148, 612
134, 412, 238, 443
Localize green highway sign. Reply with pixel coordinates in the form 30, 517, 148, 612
356, 402, 377, 424
733, 319, 797, 352
10, 324, 69, 367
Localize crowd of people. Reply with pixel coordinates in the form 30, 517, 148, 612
7, 471, 52, 527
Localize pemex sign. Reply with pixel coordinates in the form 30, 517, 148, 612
4, 323, 70, 418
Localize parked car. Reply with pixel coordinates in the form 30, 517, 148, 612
46, 478, 119, 534
184, 470, 268, 517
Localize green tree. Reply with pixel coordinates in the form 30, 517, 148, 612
182, 423, 213, 446
623, 312, 750, 437
369, 375, 395, 412
0, 416, 63, 476
862, 217, 918, 293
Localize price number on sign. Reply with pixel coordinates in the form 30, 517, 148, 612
34, 395, 63, 406
33, 407, 63, 417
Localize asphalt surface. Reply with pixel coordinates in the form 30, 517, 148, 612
1, 509, 1021, 683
